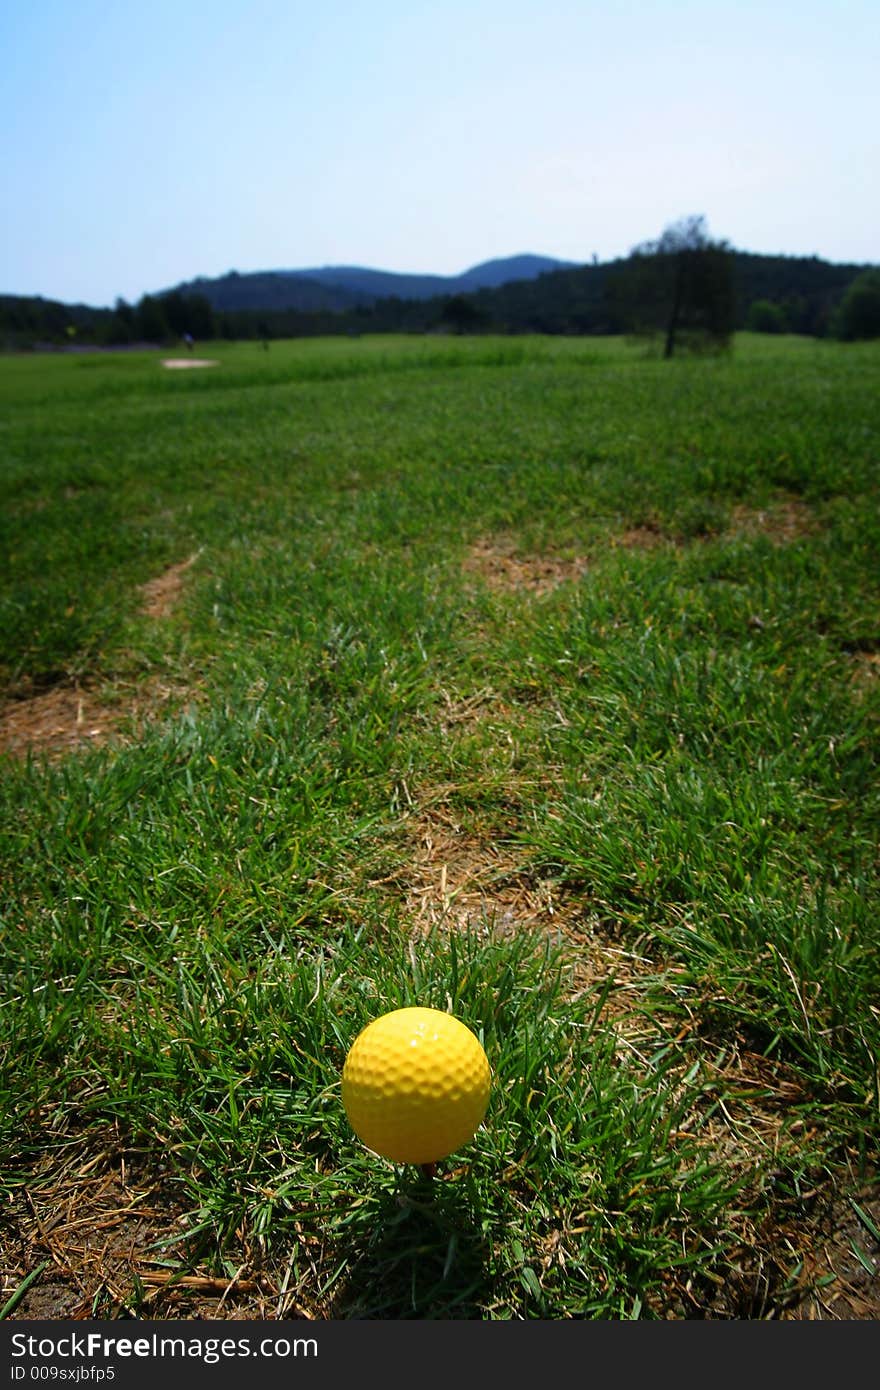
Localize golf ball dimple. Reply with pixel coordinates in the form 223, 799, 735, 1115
341, 1006, 491, 1165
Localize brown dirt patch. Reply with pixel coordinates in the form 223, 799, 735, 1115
4, 1124, 873, 1320
463, 536, 588, 596
139, 553, 199, 619
614, 523, 669, 550
781, 1186, 880, 1319
1, 557, 201, 760
375, 795, 653, 1011
609, 498, 816, 552
0, 684, 116, 759
461, 504, 814, 592
850, 650, 880, 695
0, 1134, 309, 1320
729, 497, 816, 544
0, 676, 197, 761
395, 800, 553, 933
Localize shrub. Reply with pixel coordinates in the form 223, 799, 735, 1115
746, 299, 789, 334
833, 269, 880, 340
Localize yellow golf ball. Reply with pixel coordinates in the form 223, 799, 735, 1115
341, 1006, 491, 1165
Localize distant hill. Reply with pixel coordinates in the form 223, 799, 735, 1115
168, 255, 579, 313
3, 249, 875, 348
448, 251, 875, 338
162, 250, 872, 336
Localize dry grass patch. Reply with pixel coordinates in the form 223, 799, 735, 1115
396, 799, 553, 934
650, 1054, 880, 1319
139, 552, 200, 620
378, 794, 657, 1016
0, 1132, 298, 1320
1, 557, 202, 760
432, 686, 555, 760
849, 649, 880, 697
781, 1183, 880, 1320
613, 523, 670, 551
379, 800, 879, 1320
606, 498, 817, 554
0, 683, 119, 760
0, 676, 199, 761
463, 536, 588, 597
435, 686, 521, 736
729, 496, 816, 544
460, 505, 815, 594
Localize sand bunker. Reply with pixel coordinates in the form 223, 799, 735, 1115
161, 358, 218, 369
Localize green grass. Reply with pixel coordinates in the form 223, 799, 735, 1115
1, 333, 878, 1319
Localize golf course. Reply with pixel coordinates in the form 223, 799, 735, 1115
1, 331, 878, 1319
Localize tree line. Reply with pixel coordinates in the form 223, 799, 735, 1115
3, 220, 878, 353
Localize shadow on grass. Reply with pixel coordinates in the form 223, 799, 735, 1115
326, 1167, 493, 1319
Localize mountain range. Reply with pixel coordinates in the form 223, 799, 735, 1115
3, 248, 874, 348
167, 254, 578, 313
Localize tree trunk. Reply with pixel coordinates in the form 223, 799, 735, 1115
664, 256, 685, 358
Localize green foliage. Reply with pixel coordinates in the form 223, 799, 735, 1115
606, 215, 736, 358
3, 247, 875, 350
833, 269, 880, 340
732, 252, 864, 336
158, 290, 216, 340
746, 299, 789, 334
440, 294, 490, 334
133, 294, 168, 343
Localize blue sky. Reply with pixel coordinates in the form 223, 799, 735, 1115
3, 0, 878, 306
